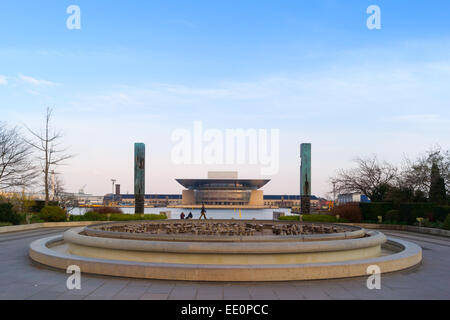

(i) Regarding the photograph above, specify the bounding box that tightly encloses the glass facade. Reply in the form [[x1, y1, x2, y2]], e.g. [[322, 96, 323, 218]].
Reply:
[[195, 189, 252, 206], [176, 178, 271, 206]]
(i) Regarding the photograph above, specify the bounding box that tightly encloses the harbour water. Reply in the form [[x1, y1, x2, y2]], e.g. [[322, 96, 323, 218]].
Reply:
[[70, 207, 294, 220]]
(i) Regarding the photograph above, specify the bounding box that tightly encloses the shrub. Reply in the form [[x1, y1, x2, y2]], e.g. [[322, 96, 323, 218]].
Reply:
[[0, 222, 13, 227], [70, 211, 103, 221], [385, 210, 400, 222], [70, 212, 167, 222], [399, 203, 434, 225], [279, 214, 343, 223], [443, 214, 450, 230], [419, 218, 443, 229], [432, 206, 450, 223], [0, 203, 21, 225], [360, 202, 394, 221], [304, 214, 342, 223], [109, 214, 167, 221], [31, 200, 59, 213], [87, 206, 123, 215], [332, 203, 362, 223], [278, 216, 300, 221], [39, 206, 66, 222]]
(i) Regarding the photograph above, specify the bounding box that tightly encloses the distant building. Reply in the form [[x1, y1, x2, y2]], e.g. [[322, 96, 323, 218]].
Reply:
[[337, 193, 371, 204], [103, 194, 182, 207], [104, 193, 324, 209], [70, 193, 104, 206], [176, 172, 269, 207], [265, 195, 325, 209]]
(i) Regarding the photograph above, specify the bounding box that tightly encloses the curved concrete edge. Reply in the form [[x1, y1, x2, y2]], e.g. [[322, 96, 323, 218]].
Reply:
[[63, 227, 386, 254], [0, 221, 96, 234], [346, 223, 450, 238], [29, 235, 422, 282]]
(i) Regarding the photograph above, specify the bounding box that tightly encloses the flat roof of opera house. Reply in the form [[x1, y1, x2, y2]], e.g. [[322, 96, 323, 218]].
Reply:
[[175, 179, 271, 190]]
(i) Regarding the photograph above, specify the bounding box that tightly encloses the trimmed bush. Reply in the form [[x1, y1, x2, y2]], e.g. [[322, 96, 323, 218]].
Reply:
[[109, 214, 166, 221], [360, 202, 394, 221], [39, 206, 66, 222], [0, 222, 13, 227], [0, 203, 21, 225], [31, 200, 59, 213], [279, 214, 342, 223], [82, 211, 103, 221], [278, 216, 300, 221], [385, 210, 400, 223], [432, 206, 450, 223], [332, 203, 362, 223], [399, 203, 434, 225], [443, 214, 450, 230], [70, 212, 167, 222], [88, 206, 123, 215]]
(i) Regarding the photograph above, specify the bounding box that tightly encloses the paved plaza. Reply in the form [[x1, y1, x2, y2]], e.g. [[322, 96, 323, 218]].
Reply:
[[0, 227, 449, 300]]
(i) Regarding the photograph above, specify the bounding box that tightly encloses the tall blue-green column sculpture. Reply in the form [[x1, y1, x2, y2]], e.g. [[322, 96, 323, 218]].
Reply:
[[300, 143, 311, 214], [134, 143, 145, 214]]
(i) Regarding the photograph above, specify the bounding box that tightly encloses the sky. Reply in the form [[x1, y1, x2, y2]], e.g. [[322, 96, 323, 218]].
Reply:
[[0, 0, 449, 198]]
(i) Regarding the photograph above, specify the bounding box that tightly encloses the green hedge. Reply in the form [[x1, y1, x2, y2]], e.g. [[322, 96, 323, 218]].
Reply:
[[0, 222, 13, 227], [385, 210, 401, 223], [279, 214, 343, 223], [360, 202, 449, 224], [0, 203, 21, 225], [39, 206, 66, 222], [31, 200, 59, 213], [432, 206, 450, 222], [443, 214, 450, 230], [278, 216, 300, 221], [360, 202, 394, 221], [399, 203, 434, 225], [70, 212, 167, 222]]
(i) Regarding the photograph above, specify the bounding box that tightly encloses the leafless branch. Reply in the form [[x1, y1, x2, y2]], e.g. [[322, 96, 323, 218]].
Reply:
[[24, 107, 74, 205]]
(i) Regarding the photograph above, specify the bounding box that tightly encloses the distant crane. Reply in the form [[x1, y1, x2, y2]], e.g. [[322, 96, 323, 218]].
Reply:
[[79, 185, 87, 195]]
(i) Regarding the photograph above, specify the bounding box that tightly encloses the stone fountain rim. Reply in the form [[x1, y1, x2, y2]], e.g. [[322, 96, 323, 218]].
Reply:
[[63, 227, 385, 254], [84, 220, 364, 243], [29, 234, 422, 282]]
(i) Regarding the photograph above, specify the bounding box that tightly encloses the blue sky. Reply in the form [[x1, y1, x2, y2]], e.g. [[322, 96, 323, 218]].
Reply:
[[1, 0, 449, 197]]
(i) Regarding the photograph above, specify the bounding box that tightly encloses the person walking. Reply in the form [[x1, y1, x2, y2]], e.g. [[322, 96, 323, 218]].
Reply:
[[199, 204, 207, 220]]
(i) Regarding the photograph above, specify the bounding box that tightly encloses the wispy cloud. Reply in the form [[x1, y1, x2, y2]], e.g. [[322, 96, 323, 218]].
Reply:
[[65, 57, 450, 125], [386, 114, 442, 123], [0, 75, 7, 85], [18, 74, 59, 86]]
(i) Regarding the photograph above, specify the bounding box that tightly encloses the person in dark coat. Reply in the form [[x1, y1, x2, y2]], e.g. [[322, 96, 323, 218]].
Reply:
[[199, 204, 207, 220]]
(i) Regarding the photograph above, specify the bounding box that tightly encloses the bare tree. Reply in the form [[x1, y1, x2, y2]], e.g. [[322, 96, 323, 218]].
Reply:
[[0, 122, 36, 190], [400, 146, 450, 195], [53, 175, 77, 214], [25, 107, 73, 205], [331, 155, 398, 202]]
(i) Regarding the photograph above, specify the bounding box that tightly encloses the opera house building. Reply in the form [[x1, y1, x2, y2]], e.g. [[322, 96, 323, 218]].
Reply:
[[176, 172, 270, 208]]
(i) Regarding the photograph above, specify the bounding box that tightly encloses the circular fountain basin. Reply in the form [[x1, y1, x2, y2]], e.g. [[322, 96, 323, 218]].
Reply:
[[29, 220, 422, 281]]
